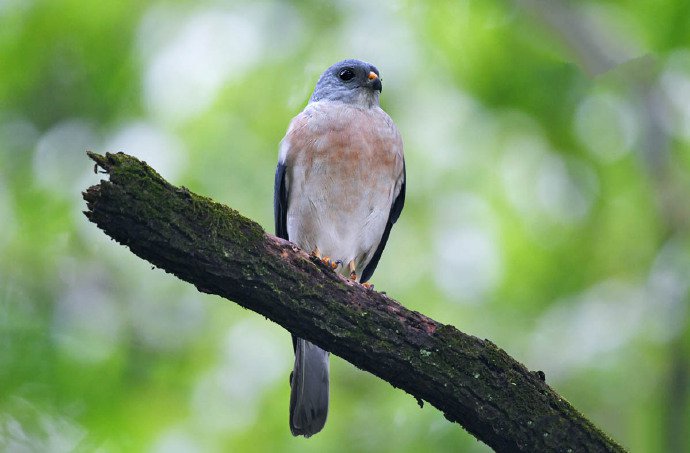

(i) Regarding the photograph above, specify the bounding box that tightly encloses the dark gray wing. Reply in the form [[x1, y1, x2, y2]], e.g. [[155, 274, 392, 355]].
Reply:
[[274, 162, 289, 240], [361, 162, 406, 283]]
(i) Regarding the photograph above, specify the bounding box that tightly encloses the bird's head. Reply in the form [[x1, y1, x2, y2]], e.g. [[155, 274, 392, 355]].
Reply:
[[309, 59, 382, 107]]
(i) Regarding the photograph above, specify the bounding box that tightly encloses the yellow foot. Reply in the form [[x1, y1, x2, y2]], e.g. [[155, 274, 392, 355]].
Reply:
[[362, 282, 374, 290], [322, 256, 338, 270], [311, 248, 338, 270]]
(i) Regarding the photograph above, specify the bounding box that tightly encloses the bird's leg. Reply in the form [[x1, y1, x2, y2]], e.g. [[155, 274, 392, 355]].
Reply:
[[311, 247, 338, 270], [348, 260, 357, 281]]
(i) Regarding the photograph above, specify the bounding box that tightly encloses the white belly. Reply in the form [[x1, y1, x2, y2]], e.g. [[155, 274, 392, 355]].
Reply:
[[286, 163, 393, 277]]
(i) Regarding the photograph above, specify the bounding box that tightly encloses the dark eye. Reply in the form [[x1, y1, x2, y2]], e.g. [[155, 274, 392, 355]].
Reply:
[[338, 68, 355, 81]]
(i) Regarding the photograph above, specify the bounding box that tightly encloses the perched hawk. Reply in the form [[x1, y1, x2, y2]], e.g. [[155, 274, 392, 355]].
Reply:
[[274, 59, 405, 437]]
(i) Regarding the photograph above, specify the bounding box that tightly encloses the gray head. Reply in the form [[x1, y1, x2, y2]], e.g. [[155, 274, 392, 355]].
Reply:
[[309, 59, 382, 107]]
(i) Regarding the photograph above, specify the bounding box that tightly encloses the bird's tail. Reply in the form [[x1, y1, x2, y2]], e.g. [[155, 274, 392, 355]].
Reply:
[[289, 337, 329, 437]]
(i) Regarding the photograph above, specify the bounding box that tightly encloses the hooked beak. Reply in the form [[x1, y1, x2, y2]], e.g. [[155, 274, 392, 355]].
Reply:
[[368, 71, 382, 92]]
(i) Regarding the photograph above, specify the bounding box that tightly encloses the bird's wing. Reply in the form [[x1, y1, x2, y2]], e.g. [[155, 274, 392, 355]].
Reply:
[[274, 161, 289, 240], [274, 109, 310, 241], [360, 160, 405, 283]]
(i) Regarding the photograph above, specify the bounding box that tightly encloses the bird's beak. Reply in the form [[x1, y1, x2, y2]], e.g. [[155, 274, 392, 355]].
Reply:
[[368, 71, 382, 92]]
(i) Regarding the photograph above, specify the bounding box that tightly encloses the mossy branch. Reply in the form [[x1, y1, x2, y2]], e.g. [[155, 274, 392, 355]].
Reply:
[[83, 152, 625, 453]]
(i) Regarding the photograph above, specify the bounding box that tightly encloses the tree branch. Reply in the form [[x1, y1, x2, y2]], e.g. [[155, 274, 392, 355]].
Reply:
[[82, 152, 625, 452]]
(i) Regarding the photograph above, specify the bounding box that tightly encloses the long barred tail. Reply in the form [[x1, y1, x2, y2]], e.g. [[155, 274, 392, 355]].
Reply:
[[289, 337, 329, 437]]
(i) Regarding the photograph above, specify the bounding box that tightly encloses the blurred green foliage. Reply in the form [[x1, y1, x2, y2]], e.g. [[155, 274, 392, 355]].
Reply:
[[1, 0, 690, 451]]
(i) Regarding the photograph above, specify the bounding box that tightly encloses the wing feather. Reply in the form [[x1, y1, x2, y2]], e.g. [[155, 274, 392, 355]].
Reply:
[[274, 161, 289, 240]]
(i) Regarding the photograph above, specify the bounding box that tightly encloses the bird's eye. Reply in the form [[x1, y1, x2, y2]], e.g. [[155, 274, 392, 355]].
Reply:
[[338, 68, 355, 81]]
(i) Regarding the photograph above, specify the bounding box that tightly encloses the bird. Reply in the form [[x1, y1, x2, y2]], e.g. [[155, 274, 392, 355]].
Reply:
[[274, 59, 406, 437]]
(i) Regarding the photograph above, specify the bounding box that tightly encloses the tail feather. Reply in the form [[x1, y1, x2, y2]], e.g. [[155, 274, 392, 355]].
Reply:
[[289, 337, 329, 437]]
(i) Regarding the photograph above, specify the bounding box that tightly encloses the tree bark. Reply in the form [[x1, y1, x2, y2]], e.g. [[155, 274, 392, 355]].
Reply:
[[83, 152, 626, 453]]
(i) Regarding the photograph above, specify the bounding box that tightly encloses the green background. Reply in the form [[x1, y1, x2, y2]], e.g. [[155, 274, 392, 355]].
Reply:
[[2, 0, 690, 451]]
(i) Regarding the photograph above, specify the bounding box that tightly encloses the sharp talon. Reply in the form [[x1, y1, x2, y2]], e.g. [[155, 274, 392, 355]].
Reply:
[[349, 271, 357, 281], [362, 282, 374, 290]]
